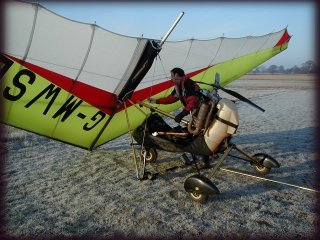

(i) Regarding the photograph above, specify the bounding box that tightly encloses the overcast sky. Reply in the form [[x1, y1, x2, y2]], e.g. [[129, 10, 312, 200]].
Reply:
[[40, 1, 316, 68]]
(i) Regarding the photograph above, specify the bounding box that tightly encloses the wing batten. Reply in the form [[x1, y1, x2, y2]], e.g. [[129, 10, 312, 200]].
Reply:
[[75, 24, 96, 82], [22, 1, 39, 63]]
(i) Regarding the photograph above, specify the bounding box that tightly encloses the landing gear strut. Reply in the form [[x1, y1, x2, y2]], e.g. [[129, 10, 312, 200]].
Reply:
[[184, 140, 280, 203]]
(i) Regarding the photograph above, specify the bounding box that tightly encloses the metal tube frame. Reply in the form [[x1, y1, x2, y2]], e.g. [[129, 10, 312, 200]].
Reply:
[[207, 143, 235, 179], [205, 141, 320, 194], [206, 140, 259, 179]]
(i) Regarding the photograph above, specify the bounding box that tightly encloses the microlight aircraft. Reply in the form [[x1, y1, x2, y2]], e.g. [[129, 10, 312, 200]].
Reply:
[[1, 1, 291, 203]]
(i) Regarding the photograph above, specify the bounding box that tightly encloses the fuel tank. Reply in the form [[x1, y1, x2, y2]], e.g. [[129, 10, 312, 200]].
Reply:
[[204, 98, 239, 153]]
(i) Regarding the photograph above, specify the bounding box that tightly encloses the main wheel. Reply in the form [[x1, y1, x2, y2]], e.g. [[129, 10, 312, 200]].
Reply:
[[188, 192, 209, 204], [252, 154, 271, 175], [141, 148, 157, 162]]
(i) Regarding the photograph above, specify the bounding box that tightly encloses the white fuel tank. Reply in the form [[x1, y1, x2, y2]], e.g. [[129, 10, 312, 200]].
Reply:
[[204, 98, 239, 153]]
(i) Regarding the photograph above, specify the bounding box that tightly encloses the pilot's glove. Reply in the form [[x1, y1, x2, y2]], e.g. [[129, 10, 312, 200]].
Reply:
[[147, 98, 157, 104], [174, 109, 188, 123]]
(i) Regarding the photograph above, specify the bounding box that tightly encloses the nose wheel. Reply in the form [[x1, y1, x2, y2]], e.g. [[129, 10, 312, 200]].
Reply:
[[252, 163, 271, 175], [188, 192, 209, 204], [184, 174, 220, 204], [251, 153, 279, 175]]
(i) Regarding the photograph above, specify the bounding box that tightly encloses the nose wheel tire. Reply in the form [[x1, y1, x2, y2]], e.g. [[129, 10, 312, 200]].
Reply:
[[188, 192, 209, 204], [252, 164, 271, 175], [251, 153, 271, 175]]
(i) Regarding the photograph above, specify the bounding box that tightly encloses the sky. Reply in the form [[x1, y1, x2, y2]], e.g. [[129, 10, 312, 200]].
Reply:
[[39, 1, 316, 69]]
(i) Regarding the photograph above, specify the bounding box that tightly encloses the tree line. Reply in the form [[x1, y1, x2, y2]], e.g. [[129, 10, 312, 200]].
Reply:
[[250, 60, 317, 74]]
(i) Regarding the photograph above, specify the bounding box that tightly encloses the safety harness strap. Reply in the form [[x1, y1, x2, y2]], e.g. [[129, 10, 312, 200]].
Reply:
[[215, 115, 238, 129]]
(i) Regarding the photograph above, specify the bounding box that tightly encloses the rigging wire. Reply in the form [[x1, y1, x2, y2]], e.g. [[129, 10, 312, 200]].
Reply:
[[126, 98, 149, 156], [123, 101, 140, 179], [127, 99, 148, 117], [233, 36, 249, 61], [123, 99, 151, 180], [256, 31, 273, 53], [126, 98, 152, 179], [148, 55, 158, 98], [153, 53, 172, 101], [207, 37, 224, 71], [220, 167, 320, 194]]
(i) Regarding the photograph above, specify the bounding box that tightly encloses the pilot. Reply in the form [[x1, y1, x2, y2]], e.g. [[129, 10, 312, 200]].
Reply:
[[148, 67, 210, 169], [147, 67, 200, 123]]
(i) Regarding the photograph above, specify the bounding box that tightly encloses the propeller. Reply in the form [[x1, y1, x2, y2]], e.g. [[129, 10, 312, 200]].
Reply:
[[196, 73, 265, 112], [218, 85, 265, 112]]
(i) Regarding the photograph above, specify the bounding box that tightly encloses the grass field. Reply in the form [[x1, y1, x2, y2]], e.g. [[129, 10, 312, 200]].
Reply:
[[2, 75, 318, 239]]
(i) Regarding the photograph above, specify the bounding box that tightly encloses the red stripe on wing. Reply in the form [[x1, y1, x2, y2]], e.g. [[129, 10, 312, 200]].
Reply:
[[6, 54, 117, 115], [6, 54, 210, 115]]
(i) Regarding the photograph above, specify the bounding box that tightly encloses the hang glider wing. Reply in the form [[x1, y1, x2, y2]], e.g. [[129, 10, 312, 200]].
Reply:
[[1, 0, 291, 150], [139, 28, 291, 114]]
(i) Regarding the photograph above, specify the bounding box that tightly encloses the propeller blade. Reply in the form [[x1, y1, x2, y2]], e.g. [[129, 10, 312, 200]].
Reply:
[[219, 86, 265, 112], [194, 72, 265, 112]]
